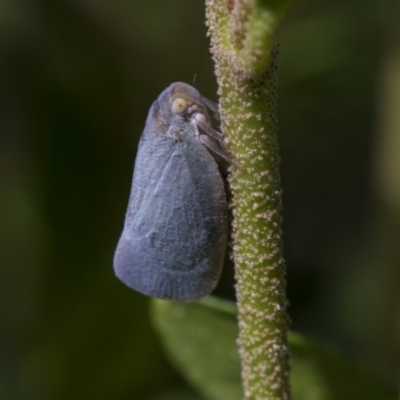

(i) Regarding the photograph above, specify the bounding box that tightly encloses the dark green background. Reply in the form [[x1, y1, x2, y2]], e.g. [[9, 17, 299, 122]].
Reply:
[[1, 0, 399, 399]]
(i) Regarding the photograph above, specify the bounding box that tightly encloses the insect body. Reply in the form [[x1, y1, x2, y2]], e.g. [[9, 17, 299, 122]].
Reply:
[[113, 82, 230, 301]]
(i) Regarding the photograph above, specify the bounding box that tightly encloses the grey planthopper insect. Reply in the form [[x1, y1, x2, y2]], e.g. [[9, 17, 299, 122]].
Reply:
[[113, 82, 236, 301]]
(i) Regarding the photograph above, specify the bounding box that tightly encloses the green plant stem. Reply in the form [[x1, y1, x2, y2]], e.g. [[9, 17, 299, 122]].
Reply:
[[229, 0, 292, 77], [206, 1, 292, 399]]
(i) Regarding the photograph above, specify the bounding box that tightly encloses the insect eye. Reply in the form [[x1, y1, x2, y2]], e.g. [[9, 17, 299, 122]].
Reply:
[[172, 98, 188, 115]]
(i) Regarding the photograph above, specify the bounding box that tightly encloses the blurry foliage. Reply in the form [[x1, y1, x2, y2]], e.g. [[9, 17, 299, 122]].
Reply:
[[0, 0, 399, 399], [152, 297, 395, 400]]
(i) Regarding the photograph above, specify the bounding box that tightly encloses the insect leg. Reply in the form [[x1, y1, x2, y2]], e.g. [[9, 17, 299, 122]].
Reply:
[[198, 134, 242, 168], [193, 113, 224, 142]]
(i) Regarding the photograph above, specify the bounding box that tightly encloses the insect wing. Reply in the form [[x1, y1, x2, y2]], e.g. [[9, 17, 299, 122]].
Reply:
[[113, 130, 227, 301]]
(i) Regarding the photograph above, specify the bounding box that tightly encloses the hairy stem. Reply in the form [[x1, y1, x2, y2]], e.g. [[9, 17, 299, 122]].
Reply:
[[206, 1, 292, 399]]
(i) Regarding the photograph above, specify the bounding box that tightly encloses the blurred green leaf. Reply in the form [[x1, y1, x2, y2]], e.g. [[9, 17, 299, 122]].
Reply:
[[152, 297, 241, 400], [147, 387, 205, 400], [152, 297, 395, 400]]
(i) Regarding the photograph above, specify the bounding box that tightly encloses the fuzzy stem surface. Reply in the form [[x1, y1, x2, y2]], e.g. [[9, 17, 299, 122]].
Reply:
[[206, 1, 292, 399]]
